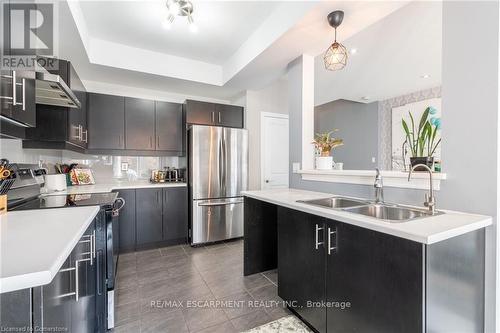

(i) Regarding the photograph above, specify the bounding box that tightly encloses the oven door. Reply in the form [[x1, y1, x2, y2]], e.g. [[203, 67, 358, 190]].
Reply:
[[105, 208, 117, 290]]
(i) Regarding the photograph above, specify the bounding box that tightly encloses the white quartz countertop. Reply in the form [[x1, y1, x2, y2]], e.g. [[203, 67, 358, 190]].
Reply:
[[44, 180, 187, 195], [242, 188, 492, 245], [0, 206, 100, 293]]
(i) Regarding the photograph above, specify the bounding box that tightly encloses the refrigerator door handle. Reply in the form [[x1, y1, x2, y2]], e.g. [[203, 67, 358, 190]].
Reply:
[[218, 137, 223, 190], [221, 133, 226, 193], [197, 199, 244, 207]]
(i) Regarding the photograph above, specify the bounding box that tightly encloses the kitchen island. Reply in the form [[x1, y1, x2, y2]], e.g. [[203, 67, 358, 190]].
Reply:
[[0, 206, 101, 332], [0, 206, 100, 293], [243, 188, 492, 333]]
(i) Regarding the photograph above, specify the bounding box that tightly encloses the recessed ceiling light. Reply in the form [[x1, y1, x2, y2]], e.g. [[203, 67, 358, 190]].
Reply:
[[350, 48, 357, 54], [420, 74, 430, 79]]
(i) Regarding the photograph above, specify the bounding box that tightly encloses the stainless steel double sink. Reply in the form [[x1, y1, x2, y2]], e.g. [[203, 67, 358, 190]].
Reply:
[[298, 197, 441, 223]]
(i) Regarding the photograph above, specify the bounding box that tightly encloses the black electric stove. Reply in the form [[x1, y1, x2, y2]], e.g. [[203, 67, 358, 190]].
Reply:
[[10, 192, 118, 211]]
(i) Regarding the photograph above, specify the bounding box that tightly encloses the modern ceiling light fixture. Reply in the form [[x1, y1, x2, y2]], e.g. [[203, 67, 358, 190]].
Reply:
[[324, 10, 348, 71], [163, 0, 197, 32]]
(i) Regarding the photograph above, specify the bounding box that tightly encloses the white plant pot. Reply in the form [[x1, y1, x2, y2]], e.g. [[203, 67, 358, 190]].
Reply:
[[316, 156, 333, 170]]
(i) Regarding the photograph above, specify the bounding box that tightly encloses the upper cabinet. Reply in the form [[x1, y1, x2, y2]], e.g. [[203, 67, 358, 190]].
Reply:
[[155, 101, 183, 152], [186, 100, 244, 128], [215, 104, 244, 128], [125, 97, 155, 150], [87, 93, 184, 155], [0, 1, 36, 129], [87, 93, 125, 150]]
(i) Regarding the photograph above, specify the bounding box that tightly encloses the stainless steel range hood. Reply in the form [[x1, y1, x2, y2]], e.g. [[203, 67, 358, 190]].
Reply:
[[35, 71, 81, 109]]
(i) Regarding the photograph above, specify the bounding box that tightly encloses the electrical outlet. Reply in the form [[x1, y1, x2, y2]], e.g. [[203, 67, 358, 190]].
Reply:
[[292, 162, 300, 173], [371, 157, 376, 163], [121, 162, 129, 171]]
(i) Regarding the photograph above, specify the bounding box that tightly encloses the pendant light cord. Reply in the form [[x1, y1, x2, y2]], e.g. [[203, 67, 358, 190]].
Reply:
[[334, 28, 337, 42]]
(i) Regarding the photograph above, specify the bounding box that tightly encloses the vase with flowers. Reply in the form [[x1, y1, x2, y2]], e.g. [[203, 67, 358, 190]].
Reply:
[[312, 130, 344, 170], [401, 106, 442, 171]]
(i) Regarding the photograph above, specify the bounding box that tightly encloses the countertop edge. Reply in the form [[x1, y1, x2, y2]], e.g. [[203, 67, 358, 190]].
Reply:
[[242, 191, 492, 245], [0, 206, 101, 294]]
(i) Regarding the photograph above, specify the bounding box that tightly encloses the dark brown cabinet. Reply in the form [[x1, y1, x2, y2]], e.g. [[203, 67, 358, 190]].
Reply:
[[278, 207, 327, 333], [325, 221, 422, 333], [136, 188, 163, 246], [185, 100, 215, 125], [2, 220, 98, 333], [117, 187, 187, 251], [125, 97, 155, 150], [87, 93, 125, 150], [0, 1, 36, 130], [215, 104, 244, 128], [277, 206, 422, 333], [86, 94, 184, 155], [117, 189, 136, 252], [0, 70, 37, 128], [186, 99, 244, 128], [155, 101, 183, 152], [162, 187, 188, 242]]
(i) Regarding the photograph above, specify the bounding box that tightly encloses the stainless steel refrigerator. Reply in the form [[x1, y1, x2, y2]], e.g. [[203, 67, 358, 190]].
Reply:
[[189, 125, 248, 245]]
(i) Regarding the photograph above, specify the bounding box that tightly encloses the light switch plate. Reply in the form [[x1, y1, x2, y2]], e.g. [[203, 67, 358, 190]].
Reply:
[[292, 162, 300, 173], [121, 162, 129, 171]]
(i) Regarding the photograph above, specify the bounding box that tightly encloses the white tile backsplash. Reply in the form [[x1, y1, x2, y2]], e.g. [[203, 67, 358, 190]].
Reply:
[[0, 138, 185, 182]]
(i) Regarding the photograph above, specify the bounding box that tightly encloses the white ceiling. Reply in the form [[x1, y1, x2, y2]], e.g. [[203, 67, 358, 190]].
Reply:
[[79, 1, 280, 65], [57, 0, 438, 103]]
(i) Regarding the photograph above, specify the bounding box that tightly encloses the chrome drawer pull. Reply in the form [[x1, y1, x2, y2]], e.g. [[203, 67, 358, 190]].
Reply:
[[315, 224, 324, 250], [327, 227, 337, 255]]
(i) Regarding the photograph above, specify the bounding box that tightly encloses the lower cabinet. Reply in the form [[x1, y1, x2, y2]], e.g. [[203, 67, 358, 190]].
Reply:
[[162, 187, 188, 242], [1, 220, 98, 333], [41, 221, 97, 333], [136, 188, 163, 245], [117, 187, 187, 251], [277, 208, 326, 333], [277, 206, 423, 333], [117, 189, 136, 252]]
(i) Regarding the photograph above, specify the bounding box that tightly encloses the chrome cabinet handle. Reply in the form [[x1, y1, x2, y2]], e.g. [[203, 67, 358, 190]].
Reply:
[[92, 229, 96, 260], [149, 136, 153, 148], [218, 111, 221, 123], [11, 71, 16, 106], [315, 224, 324, 250], [21, 78, 25, 111], [55, 258, 90, 301], [327, 227, 337, 255], [78, 125, 83, 141], [157, 135, 160, 148], [82, 129, 88, 143], [211, 111, 215, 123], [80, 232, 95, 265]]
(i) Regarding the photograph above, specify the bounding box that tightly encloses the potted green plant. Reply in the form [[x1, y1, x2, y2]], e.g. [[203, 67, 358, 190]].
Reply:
[[312, 130, 344, 170], [401, 106, 441, 171]]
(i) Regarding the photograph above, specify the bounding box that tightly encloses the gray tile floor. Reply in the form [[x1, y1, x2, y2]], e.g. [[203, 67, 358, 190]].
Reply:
[[113, 239, 289, 333]]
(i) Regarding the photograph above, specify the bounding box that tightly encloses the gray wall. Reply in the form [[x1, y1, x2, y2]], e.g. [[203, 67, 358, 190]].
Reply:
[[315, 99, 378, 170], [289, 2, 499, 331]]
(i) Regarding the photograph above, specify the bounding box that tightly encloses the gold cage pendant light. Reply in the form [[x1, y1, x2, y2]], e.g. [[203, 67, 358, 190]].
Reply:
[[324, 10, 348, 71]]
